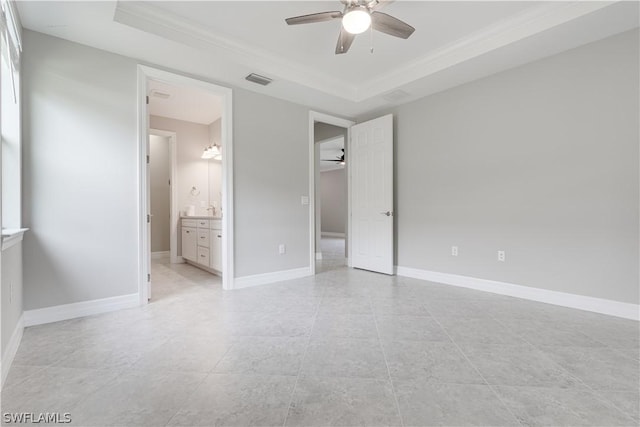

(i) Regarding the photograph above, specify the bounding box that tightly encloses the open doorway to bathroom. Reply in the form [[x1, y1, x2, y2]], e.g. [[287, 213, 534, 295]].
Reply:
[[146, 78, 224, 301], [138, 66, 234, 304]]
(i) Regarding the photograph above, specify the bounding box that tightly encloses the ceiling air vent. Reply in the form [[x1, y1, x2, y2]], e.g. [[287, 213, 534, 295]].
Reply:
[[245, 73, 273, 86], [150, 89, 170, 99], [383, 89, 410, 102]]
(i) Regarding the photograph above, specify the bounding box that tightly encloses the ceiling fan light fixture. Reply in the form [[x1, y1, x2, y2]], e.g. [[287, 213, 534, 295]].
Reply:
[[342, 8, 371, 34]]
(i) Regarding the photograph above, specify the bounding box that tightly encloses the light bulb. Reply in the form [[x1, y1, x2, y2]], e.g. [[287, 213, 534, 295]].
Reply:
[[342, 9, 371, 35]]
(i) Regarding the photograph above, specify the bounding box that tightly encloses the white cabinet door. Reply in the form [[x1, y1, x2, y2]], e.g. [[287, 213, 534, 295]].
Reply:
[[182, 227, 197, 262], [210, 229, 223, 272]]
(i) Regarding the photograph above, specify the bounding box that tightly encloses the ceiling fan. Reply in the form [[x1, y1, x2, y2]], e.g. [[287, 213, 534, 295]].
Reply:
[[285, 0, 415, 54], [322, 149, 345, 164]]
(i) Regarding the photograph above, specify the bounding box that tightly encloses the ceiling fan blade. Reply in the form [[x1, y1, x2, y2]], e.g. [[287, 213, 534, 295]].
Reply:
[[285, 11, 342, 25], [321, 159, 341, 162], [371, 11, 415, 39], [335, 27, 356, 54]]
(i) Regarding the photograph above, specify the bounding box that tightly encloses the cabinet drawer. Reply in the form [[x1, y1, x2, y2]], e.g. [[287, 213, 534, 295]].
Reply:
[[210, 219, 222, 230], [197, 246, 210, 266], [197, 229, 210, 247], [182, 227, 196, 236], [182, 219, 197, 228], [197, 219, 210, 229]]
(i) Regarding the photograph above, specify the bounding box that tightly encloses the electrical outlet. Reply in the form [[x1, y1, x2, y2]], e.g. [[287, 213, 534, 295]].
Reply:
[[451, 246, 458, 256], [279, 244, 286, 255], [497, 250, 505, 262]]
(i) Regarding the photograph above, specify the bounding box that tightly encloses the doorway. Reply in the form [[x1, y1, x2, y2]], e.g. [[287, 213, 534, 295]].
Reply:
[[308, 112, 395, 277], [316, 133, 347, 273], [138, 66, 234, 304], [308, 112, 354, 275]]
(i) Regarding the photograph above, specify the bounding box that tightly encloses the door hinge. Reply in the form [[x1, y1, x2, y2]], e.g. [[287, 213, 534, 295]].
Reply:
[[146, 155, 150, 164], [147, 214, 151, 223], [146, 95, 149, 105], [147, 273, 151, 282], [168, 179, 171, 186]]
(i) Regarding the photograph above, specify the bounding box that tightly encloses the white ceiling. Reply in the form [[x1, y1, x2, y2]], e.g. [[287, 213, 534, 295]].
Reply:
[[16, 1, 640, 118], [148, 79, 223, 125]]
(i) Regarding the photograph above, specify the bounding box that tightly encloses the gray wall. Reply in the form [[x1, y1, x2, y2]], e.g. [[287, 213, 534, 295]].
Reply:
[[22, 30, 312, 310], [320, 168, 347, 234], [377, 29, 639, 304], [149, 134, 170, 253], [22, 31, 138, 310], [234, 89, 309, 276]]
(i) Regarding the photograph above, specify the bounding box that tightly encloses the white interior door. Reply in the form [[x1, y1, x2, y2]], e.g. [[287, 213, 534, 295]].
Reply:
[[350, 114, 394, 275]]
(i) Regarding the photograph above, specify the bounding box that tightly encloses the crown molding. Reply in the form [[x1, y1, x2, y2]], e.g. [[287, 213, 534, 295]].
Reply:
[[113, 1, 357, 101], [356, 1, 616, 101], [114, 1, 617, 104]]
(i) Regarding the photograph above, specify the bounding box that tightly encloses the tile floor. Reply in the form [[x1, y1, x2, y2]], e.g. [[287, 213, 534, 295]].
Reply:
[[2, 238, 638, 426]]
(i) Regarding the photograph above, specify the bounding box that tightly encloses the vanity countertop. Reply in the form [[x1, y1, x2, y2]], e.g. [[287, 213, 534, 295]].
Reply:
[[181, 215, 222, 220]]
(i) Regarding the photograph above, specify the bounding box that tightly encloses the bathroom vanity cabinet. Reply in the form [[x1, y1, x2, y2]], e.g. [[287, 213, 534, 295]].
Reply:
[[181, 217, 222, 275]]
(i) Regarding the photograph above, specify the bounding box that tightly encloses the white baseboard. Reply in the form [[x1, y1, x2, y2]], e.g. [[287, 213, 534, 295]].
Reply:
[[316, 252, 323, 260], [24, 293, 140, 327], [321, 232, 345, 238], [234, 266, 312, 290], [151, 251, 170, 259], [1, 314, 24, 389], [396, 266, 640, 321]]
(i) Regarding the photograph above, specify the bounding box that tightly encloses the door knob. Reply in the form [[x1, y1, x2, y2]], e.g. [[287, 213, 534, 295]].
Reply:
[[381, 211, 393, 217]]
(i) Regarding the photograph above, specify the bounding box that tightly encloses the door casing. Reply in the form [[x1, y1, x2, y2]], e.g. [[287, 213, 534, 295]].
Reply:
[[137, 65, 234, 304]]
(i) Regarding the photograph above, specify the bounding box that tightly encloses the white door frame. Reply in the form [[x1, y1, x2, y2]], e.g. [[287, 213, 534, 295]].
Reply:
[[148, 129, 178, 264], [137, 65, 235, 304], [308, 111, 355, 274]]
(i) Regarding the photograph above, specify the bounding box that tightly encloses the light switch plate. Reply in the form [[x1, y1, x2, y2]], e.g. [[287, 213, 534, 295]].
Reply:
[[301, 196, 309, 205]]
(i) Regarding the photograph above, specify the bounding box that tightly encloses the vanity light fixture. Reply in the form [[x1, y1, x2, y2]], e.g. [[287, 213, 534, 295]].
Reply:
[[201, 144, 221, 159]]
